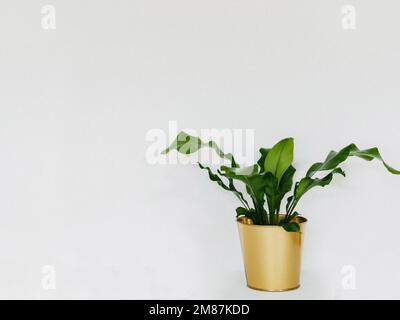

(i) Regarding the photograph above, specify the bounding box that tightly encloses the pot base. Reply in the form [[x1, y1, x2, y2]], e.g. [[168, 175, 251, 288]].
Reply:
[[247, 284, 300, 292]]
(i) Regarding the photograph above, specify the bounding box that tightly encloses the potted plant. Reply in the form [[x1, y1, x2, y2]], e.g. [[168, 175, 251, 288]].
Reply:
[[162, 132, 399, 291]]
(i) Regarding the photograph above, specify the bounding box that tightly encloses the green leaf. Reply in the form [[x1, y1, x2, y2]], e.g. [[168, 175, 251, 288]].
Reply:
[[350, 147, 400, 175], [198, 163, 249, 209], [162, 131, 238, 167], [306, 144, 400, 177], [282, 222, 300, 232], [257, 148, 270, 173], [264, 172, 279, 215], [278, 166, 296, 197], [220, 166, 265, 207], [162, 131, 204, 155], [276, 165, 296, 213], [220, 165, 259, 177], [236, 207, 258, 223], [263, 166, 296, 223], [236, 207, 248, 217], [220, 165, 268, 224], [264, 138, 294, 183], [227, 177, 249, 208], [295, 167, 346, 201], [288, 143, 399, 216]]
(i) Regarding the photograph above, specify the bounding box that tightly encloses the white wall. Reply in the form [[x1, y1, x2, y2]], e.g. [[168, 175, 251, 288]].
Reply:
[[0, 0, 399, 299]]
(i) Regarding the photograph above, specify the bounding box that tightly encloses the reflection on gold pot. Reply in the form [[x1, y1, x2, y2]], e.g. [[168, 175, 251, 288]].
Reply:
[[237, 215, 307, 291]]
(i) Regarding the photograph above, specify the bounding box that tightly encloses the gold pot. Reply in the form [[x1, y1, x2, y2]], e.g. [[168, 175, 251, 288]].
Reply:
[[237, 215, 307, 291]]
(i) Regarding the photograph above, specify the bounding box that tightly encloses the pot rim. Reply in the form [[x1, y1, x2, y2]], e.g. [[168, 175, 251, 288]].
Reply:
[[237, 215, 307, 228]]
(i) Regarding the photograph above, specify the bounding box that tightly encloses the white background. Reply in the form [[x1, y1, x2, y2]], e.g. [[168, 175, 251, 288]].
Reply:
[[0, 0, 399, 299]]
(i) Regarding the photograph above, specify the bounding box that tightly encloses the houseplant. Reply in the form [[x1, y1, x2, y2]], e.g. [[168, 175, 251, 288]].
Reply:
[[162, 132, 399, 291]]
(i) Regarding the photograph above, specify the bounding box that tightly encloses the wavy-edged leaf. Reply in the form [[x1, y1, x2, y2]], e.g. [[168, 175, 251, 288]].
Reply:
[[198, 163, 249, 209], [257, 148, 270, 173], [295, 167, 346, 201], [306, 144, 400, 177], [264, 138, 294, 183], [350, 147, 400, 174], [227, 177, 249, 208], [162, 131, 238, 167]]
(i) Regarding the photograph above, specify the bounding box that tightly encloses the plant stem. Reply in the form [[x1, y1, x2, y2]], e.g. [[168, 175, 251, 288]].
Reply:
[[285, 198, 297, 222], [285, 199, 298, 222], [238, 197, 250, 210]]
